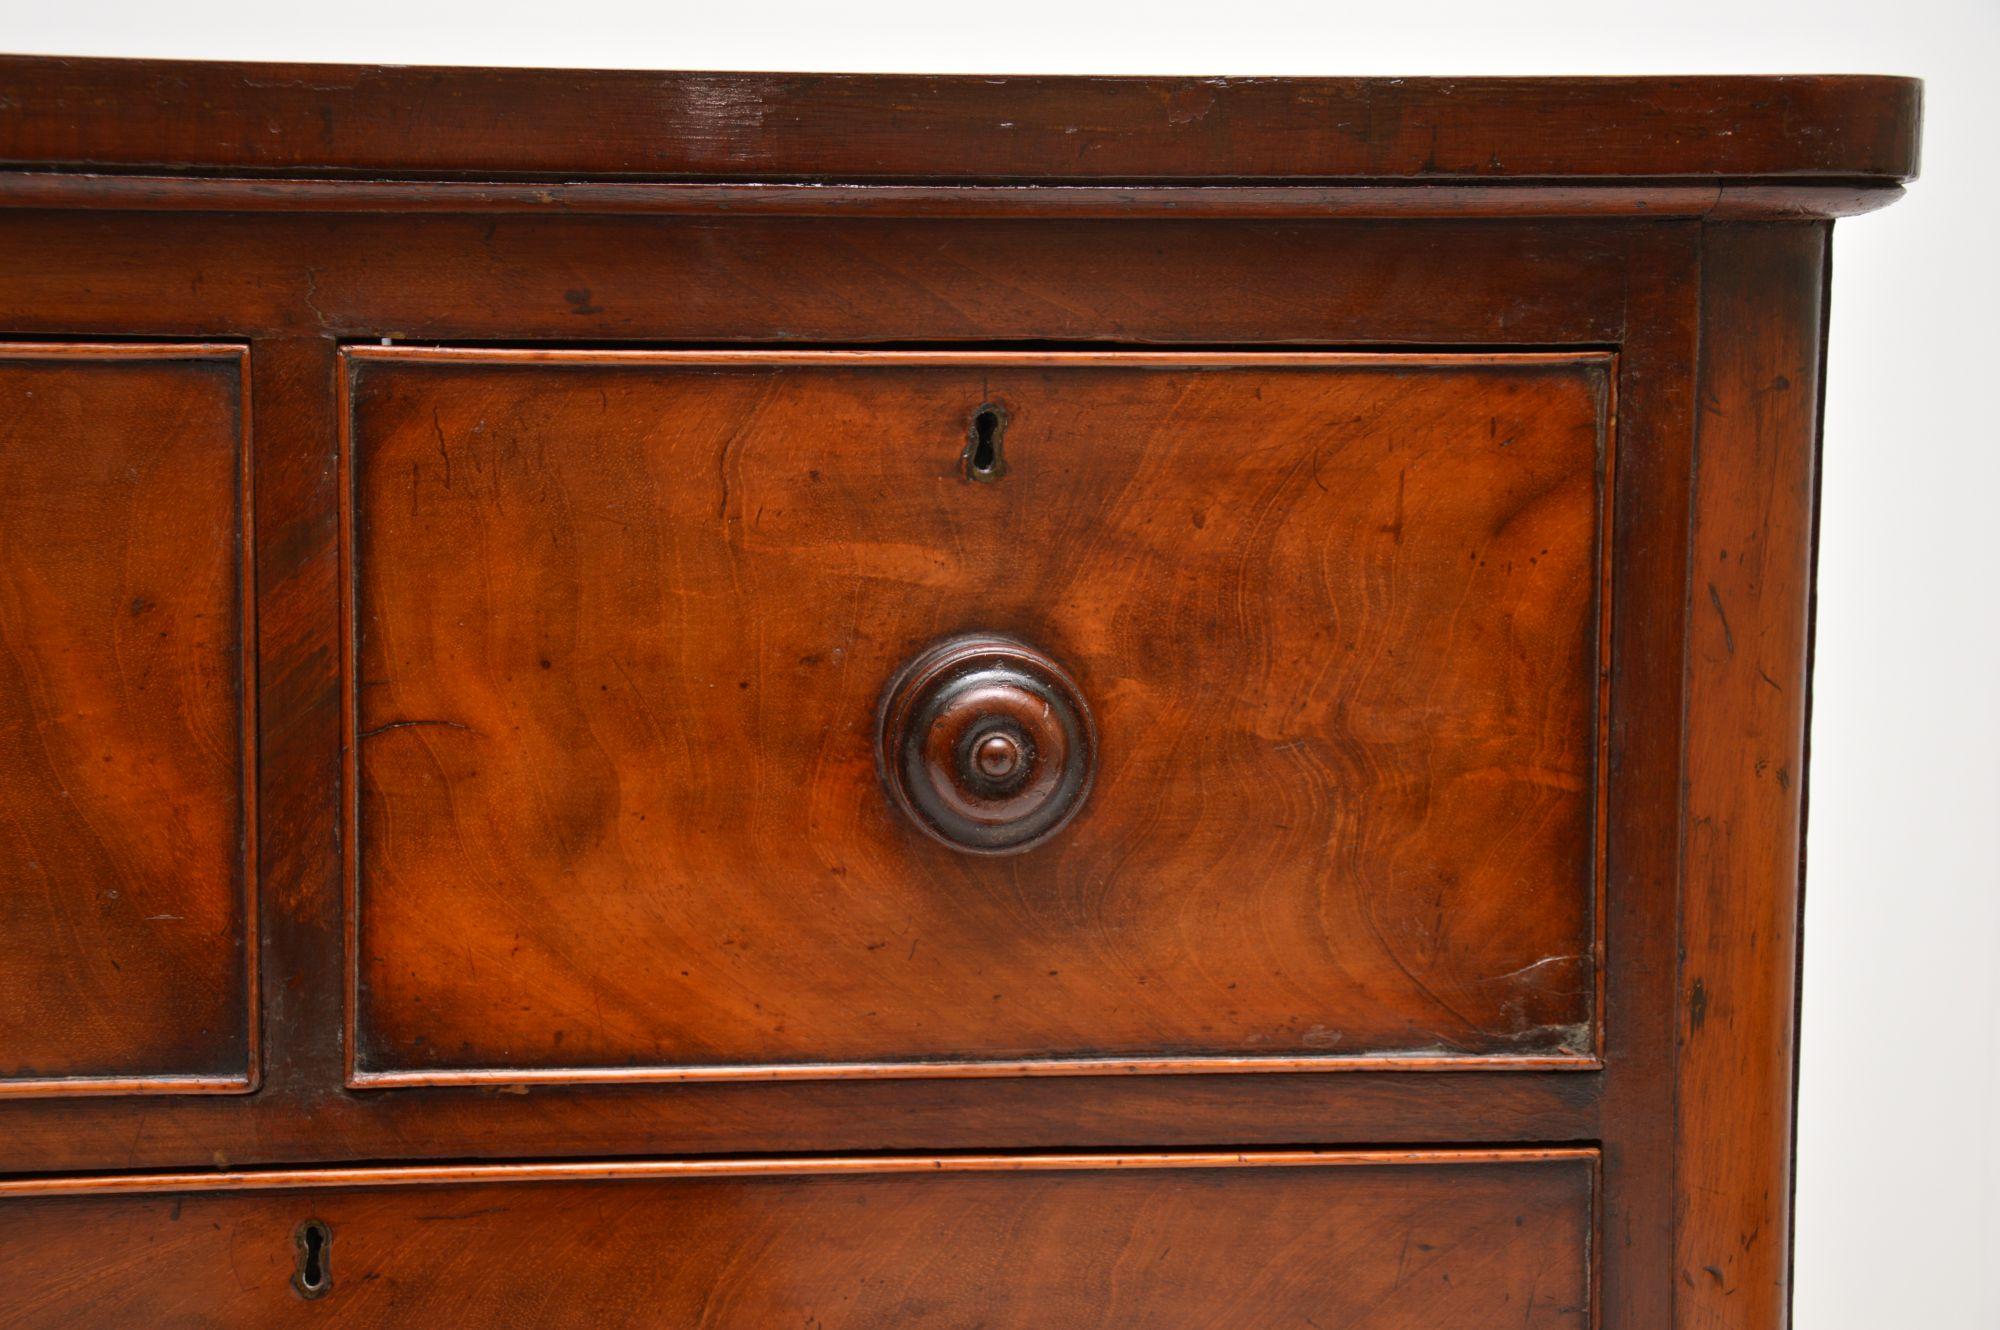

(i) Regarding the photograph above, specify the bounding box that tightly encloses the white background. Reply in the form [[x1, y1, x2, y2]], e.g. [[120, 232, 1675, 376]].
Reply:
[[3, 1, 1995, 1323]]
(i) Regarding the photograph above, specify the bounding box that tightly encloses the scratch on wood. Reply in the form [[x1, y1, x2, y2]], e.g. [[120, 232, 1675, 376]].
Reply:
[[1706, 583, 1735, 654], [358, 718, 474, 740], [431, 407, 452, 489], [302, 266, 327, 325], [1483, 954, 1584, 984]]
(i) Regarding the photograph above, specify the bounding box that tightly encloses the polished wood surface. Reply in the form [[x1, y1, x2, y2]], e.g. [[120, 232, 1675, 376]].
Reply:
[[0, 174, 1914, 220], [877, 632, 1100, 856], [0, 57, 1918, 185], [0, 211, 1666, 1174], [1674, 225, 1827, 1325], [345, 350, 1605, 1082], [0, 344, 253, 1095], [0, 1150, 1594, 1327], [0, 213, 1664, 343], [0, 57, 1918, 1330]]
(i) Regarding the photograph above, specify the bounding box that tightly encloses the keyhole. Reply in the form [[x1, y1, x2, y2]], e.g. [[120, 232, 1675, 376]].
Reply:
[[293, 1219, 331, 1300], [964, 405, 1007, 481]]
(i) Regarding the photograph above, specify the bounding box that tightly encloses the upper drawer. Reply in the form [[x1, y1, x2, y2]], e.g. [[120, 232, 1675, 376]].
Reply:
[[342, 348, 1609, 1084], [0, 343, 253, 1097]]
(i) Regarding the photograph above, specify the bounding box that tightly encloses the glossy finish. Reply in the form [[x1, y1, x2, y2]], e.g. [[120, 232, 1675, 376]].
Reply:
[[0, 344, 254, 1096], [1674, 225, 1827, 1325], [0, 57, 1919, 184], [0, 57, 1919, 1330], [0, 211, 1673, 1175], [0, 1150, 1595, 1327], [878, 633, 1097, 855], [0, 174, 1917, 220], [343, 349, 1607, 1083]]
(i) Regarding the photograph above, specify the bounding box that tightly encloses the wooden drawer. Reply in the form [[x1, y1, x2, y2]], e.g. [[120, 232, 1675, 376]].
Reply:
[[0, 1149, 1595, 1327], [0, 343, 254, 1097], [0, 58, 1926, 1330], [342, 348, 1609, 1085]]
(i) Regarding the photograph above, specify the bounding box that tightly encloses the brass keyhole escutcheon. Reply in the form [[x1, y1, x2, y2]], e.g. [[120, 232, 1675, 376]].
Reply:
[[877, 633, 1095, 854], [292, 1219, 331, 1300], [963, 404, 1007, 481]]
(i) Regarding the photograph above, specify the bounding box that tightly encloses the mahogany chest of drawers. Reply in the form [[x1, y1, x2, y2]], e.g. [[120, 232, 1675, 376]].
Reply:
[[0, 58, 1920, 1327]]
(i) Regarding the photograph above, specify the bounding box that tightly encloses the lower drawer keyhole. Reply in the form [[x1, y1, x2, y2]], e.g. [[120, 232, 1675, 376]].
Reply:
[[292, 1219, 331, 1300], [964, 405, 1007, 481]]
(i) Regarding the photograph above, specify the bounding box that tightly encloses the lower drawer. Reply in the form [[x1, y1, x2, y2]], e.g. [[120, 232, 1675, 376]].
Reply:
[[0, 1149, 1593, 1327]]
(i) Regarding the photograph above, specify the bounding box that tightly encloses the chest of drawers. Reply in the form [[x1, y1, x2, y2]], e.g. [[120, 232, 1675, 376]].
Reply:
[[0, 58, 1919, 1327]]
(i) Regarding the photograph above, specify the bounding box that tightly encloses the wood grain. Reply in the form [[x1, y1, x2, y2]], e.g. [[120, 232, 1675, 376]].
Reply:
[[247, 338, 345, 1100], [1673, 224, 1827, 1328], [0, 57, 1920, 185], [0, 1150, 1594, 1328], [0, 174, 1909, 221], [0, 1069, 1603, 1174], [0, 344, 254, 1095], [0, 211, 1652, 347], [1590, 227, 1701, 1326], [344, 350, 1607, 1082], [0, 60, 1919, 1329], [0, 210, 1665, 1177]]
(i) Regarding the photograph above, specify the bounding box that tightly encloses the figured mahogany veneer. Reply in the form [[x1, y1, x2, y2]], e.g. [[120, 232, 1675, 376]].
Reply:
[[0, 344, 255, 1096], [342, 349, 1606, 1084], [0, 56, 1917, 1330], [0, 1150, 1595, 1327]]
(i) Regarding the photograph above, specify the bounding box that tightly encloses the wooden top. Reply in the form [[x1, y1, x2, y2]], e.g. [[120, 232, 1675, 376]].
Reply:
[[0, 57, 1920, 186]]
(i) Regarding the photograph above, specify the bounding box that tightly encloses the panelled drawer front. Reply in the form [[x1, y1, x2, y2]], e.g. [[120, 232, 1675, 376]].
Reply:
[[343, 349, 1610, 1083], [0, 343, 254, 1095], [0, 1150, 1595, 1327]]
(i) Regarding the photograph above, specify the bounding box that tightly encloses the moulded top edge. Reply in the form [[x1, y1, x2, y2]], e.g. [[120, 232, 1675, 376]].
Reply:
[[0, 57, 1922, 189]]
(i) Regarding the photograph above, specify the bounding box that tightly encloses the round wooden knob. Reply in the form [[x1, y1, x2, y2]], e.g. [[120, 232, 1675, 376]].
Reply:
[[878, 634, 1096, 854]]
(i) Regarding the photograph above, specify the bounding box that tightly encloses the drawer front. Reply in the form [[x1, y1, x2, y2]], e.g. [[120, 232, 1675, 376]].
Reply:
[[344, 349, 1609, 1083], [0, 344, 253, 1095], [0, 1150, 1594, 1327]]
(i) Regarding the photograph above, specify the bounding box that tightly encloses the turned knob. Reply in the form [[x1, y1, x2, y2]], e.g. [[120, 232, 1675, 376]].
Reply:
[[877, 634, 1096, 854]]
